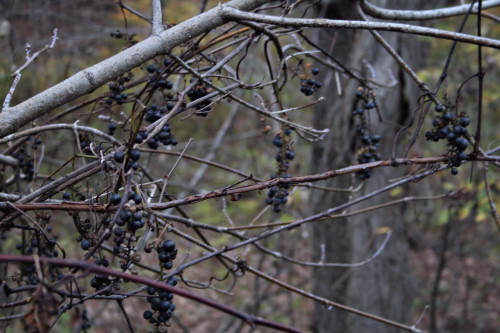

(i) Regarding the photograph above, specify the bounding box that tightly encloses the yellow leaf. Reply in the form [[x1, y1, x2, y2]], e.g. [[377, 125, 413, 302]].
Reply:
[[375, 226, 391, 234], [475, 211, 487, 223], [458, 201, 474, 219], [389, 187, 402, 197]]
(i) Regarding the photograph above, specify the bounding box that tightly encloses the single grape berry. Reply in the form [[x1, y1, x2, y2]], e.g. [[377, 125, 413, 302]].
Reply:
[[130, 161, 140, 171], [62, 192, 71, 200], [272, 137, 283, 148], [158, 251, 170, 263], [162, 240, 176, 252], [120, 211, 131, 222], [130, 149, 141, 161], [285, 150, 295, 160], [311, 67, 319, 75], [435, 104, 444, 112], [371, 134, 381, 143], [132, 219, 143, 229], [460, 117, 470, 127], [109, 193, 121, 205], [365, 102, 376, 109], [143, 310, 153, 319], [108, 123, 117, 133], [147, 64, 156, 73], [163, 261, 173, 270], [456, 151, 467, 161], [113, 227, 123, 236], [81, 240, 91, 251], [114, 151, 125, 163], [133, 193, 142, 204], [167, 276, 178, 286]]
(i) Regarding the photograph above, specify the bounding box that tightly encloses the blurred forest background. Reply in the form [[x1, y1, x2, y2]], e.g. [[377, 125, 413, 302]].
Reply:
[[0, 1, 499, 332]]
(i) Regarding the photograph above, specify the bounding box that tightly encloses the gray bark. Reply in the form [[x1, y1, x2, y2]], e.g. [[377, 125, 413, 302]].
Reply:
[[310, 1, 440, 332]]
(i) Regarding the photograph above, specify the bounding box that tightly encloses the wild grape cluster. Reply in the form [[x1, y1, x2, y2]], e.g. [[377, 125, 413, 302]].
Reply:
[[143, 240, 178, 332], [266, 127, 293, 213], [30, 136, 43, 150], [352, 86, 382, 180], [15, 220, 62, 284], [147, 59, 174, 91], [113, 149, 142, 172], [78, 221, 112, 292], [89, 257, 111, 291], [80, 309, 92, 331], [105, 75, 131, 106], [84, 189, 146, 291], [112, 190, 147, 257], [187, 78, 212, 116], [78, 135, 91, 153], [12, 146, 35, 181], [127, 149, 142, 172], [425, 104, 470, 175], [299, 66, 322, 96], [144, 103, 178, 149], [110, 29, 138, 47], [110, 29, 123, 39]]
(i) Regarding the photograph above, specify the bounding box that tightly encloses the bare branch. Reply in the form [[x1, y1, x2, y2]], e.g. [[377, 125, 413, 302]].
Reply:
[[360, 0, 500, 21], [221, 6, 500, 49], [483, 162, 500, 231], [3, 154, 500, 213], [0, 123, 121, 146]]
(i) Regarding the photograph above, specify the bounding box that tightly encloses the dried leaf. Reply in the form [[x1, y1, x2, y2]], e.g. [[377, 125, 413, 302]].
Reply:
[[23, 285, 58, 333]]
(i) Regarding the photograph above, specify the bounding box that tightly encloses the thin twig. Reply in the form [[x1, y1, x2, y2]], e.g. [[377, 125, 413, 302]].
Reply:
[[118, 2, 153, 24], [482, 162, 500, 231], [356, 6, 437, 104], [2, 29, 58, 110]]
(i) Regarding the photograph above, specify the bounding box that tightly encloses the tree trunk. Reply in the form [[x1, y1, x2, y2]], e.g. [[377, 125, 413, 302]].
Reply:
[[310, 1, 438, 332]]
